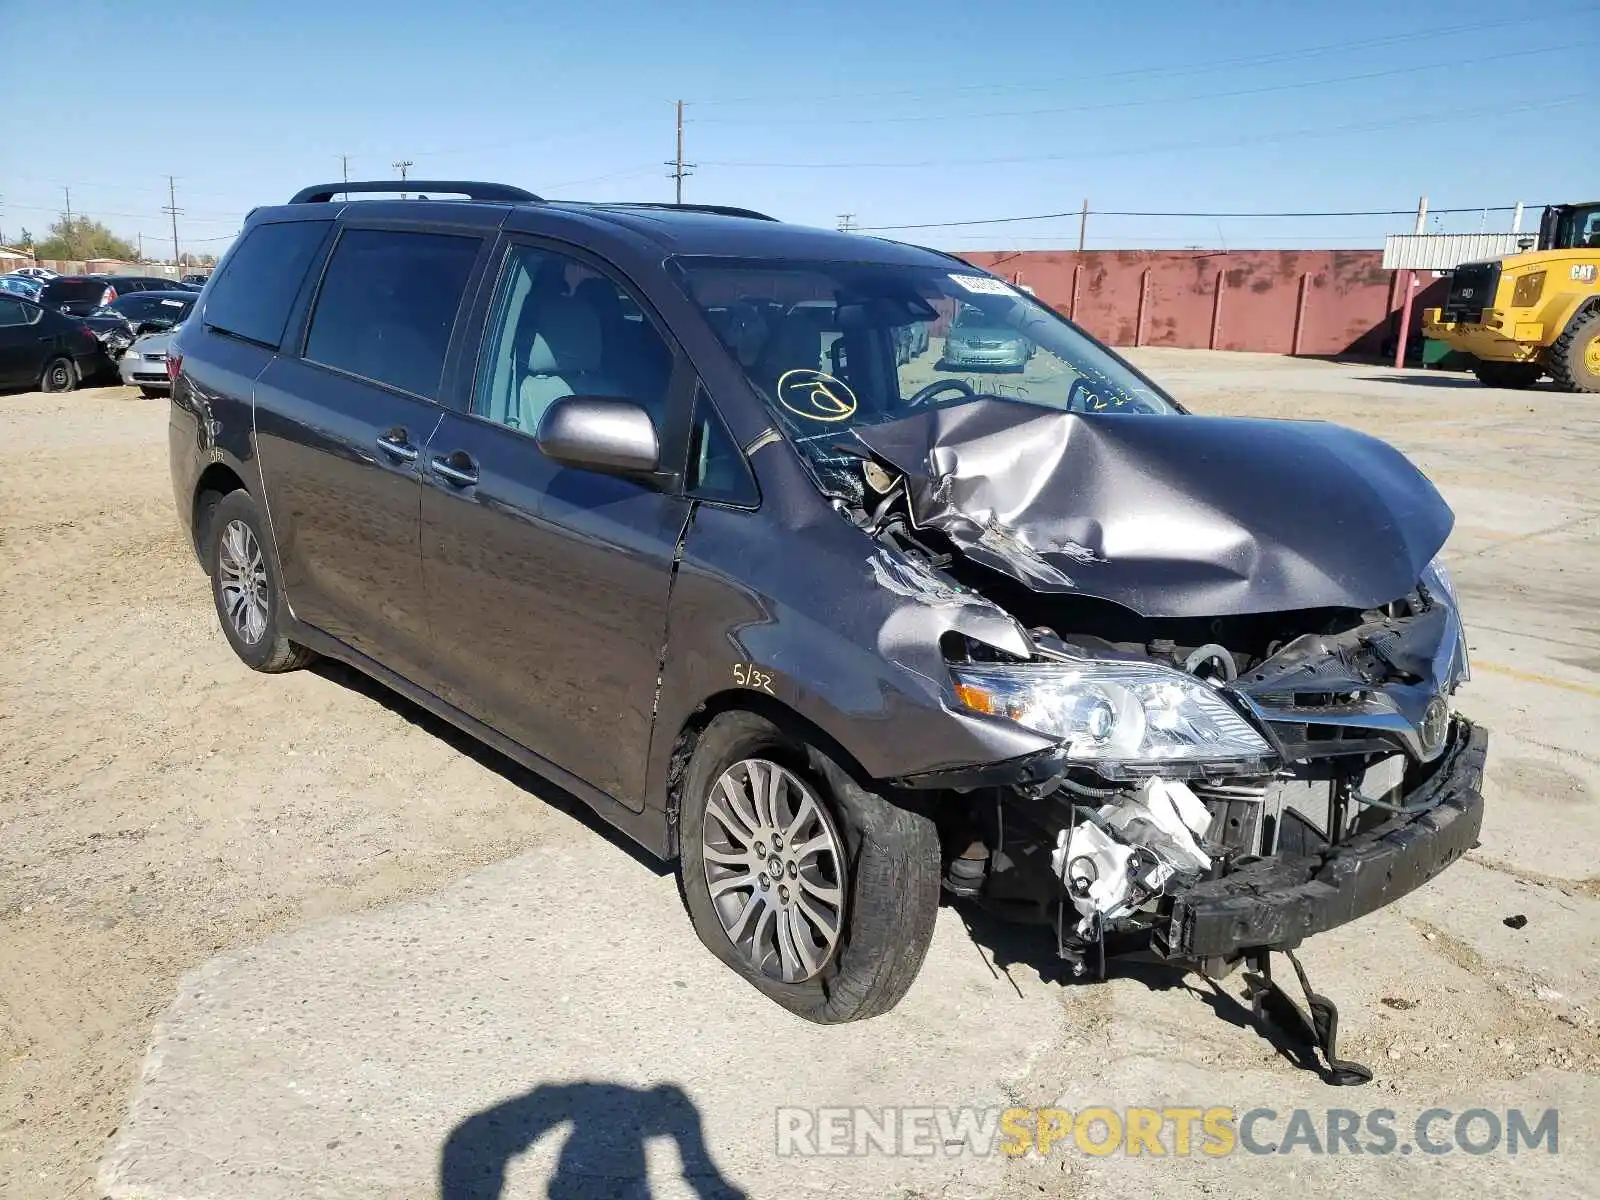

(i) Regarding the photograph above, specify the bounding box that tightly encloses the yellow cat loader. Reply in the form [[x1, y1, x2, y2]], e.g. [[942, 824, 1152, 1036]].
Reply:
[[1423, 201, 1600, 391]]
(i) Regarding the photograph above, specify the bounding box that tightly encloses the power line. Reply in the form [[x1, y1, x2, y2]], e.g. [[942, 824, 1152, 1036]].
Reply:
[[4, 202, 244, 222], [694, 41, 1588, 127], [689, 13, 1581, 108], [699, 95, 1586, 170], [860, 204, 1535, 232], [543, 165, 666, 193]]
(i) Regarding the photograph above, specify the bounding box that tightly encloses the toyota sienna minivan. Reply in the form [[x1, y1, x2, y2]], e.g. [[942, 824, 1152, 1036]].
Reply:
[[169, 181, 1485, 1062]]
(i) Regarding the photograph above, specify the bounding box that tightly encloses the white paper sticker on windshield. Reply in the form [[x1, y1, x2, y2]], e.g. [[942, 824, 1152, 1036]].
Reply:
[[948, 273, 1016, 296], [160, 299, 184, 307]]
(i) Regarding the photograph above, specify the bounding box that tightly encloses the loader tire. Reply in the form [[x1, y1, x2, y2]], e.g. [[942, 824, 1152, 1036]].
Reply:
[[1549, 309, 1600, 394], [1471, 360, 1542, 389]]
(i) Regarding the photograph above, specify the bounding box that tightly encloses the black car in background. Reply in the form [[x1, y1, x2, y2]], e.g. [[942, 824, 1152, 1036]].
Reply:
[[39, 274, 190, 315], [0, 295, 107, 391], [103, 290, 196, 334], [78, 291, 200, 360]]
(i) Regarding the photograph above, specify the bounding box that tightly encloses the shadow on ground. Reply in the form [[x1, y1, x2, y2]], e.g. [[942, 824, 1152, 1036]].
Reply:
[[440, 1081, 748, 1199], [951, 899, 1356, 1083], [309, 658, 669, 877], [1357, 373, 1552, 391]]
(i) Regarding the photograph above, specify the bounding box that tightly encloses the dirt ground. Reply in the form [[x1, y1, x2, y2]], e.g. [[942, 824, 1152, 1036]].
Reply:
[[4, 353, 1599, 1197]]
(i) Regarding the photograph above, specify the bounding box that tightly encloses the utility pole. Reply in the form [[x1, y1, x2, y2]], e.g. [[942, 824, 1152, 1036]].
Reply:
[[164, 176, 183, 273], [393, 159, 412, 200], [63, 186, 74, 259], [1393, 193, 1428, 370], [340, 154, 350, 202], [836, 214, 856, 232], [665, 101, 694, 204], [1077, 198, 1089, 253], [138, 232, 144, 262]]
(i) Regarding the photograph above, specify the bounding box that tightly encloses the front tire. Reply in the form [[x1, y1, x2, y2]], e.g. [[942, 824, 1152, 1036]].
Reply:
[[207, 490, 314, 673], [1472, 359, 1542, 389], [678, 712, 940, 1023], [1549, 309, 1600, 393]]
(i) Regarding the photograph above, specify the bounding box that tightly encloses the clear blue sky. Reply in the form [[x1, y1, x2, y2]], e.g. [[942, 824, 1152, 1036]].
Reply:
[[2, 0, 1595, 255]]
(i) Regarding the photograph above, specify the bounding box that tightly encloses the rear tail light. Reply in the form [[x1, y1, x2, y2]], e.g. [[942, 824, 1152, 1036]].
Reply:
[[167, 350, 183, 384], [80, 325, 98, 341], [102, 287, 117, 305]]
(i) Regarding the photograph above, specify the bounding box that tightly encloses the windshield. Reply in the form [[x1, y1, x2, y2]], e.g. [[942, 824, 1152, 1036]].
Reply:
[[1557, 203, 1600, 249], [673, 257, 1176, 488]]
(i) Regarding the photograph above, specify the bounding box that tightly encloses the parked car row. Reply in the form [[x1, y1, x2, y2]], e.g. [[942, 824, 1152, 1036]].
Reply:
[[0, 279, 195, 394]]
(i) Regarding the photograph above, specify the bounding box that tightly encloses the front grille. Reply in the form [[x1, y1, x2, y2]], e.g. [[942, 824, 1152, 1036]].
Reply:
[[1442, 260, 1501, 324]]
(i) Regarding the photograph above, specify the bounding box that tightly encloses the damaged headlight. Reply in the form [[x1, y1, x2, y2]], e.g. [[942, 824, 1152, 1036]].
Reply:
[[1422, 554, 1457, 607], [950, 660, 1273, 765]]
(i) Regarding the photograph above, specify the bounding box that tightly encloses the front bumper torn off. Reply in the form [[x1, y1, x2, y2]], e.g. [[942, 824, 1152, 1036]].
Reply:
[[1163, 718, 1487, 961]]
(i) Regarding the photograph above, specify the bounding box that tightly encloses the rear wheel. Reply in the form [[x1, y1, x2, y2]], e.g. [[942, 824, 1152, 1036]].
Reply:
[[1471, 359, 1542, 389], [1549, 309, 1600, 393], [677, 711, 941, 1023], [207, 490, 314, 673], [40, 356, 77, 393]]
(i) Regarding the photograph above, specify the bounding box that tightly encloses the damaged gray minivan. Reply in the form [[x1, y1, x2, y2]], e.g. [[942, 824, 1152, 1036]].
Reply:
[[172, 183, 1485, 1063]]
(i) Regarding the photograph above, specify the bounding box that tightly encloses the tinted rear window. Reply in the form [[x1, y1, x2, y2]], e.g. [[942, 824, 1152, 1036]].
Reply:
[[42, 279, 111, 303], [303, 228, 480, 400], [204, 220, 331, 348], [116, 293, 194, 319]]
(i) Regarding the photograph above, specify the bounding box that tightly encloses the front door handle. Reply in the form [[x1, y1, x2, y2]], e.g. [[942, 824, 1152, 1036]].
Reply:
[[431, 452, 479, 487], [376, 428, 419, 462]]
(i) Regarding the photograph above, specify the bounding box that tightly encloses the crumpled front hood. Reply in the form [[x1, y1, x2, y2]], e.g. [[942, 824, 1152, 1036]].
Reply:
[[854, 398, 1453, 618]]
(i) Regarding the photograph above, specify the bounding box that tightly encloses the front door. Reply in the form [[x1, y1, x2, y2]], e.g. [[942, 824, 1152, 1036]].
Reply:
[[253, 225, 486, 680], [420, 241, 690, 810], [0, 298, 42, 387]]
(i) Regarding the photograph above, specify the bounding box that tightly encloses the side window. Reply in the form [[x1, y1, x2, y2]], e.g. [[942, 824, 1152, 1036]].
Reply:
[[304, 228, 480, 400], [205, 220, 331, 348], [473, 244, 674, 436], [686, 388, 758, 506], [0, 298, 28, 327]]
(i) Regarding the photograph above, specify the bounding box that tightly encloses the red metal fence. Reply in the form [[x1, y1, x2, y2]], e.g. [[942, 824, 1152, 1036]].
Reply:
[[957, 249, 1447, 357]]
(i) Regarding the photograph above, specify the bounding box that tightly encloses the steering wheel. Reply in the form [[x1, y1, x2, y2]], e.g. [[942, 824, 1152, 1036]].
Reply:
[[906, 378, 975, 408]]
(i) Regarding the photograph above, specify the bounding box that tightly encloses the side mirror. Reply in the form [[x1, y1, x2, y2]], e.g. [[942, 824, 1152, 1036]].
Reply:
[[536, 396, 661, 476]]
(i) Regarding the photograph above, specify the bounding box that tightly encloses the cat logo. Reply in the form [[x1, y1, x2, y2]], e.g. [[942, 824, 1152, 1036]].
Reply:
[[1571, 264, 1597, 283]]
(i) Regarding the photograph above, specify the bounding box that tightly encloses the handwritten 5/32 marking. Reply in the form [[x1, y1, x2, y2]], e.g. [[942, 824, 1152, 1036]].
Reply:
[[733, 662, 776, 694]]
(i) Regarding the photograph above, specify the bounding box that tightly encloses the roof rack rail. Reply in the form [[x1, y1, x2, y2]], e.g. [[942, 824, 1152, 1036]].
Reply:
[[289, 181, 543, 204], [592, 202, 777, 221]]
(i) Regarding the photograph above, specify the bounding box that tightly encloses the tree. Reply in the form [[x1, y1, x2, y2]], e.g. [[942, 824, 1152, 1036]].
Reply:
[[34, 215, 137, 262]]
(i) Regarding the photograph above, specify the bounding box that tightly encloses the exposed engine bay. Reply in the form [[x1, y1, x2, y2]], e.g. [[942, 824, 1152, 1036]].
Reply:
[[839, 399, 1481, 1001]]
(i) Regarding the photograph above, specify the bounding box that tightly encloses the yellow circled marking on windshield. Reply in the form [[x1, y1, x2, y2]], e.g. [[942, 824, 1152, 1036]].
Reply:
[[777, 369, 859, 422]]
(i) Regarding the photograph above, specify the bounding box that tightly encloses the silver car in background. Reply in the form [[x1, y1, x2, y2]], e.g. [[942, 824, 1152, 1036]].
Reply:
[[118, 326, 178, 396], [940, 302, 1034, 371]]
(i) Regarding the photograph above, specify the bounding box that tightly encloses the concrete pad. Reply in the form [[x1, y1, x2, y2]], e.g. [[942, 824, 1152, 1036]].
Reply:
[[98, 844, 1065, 1199]]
